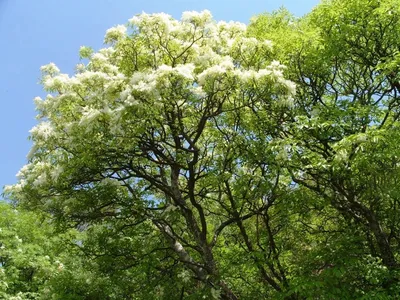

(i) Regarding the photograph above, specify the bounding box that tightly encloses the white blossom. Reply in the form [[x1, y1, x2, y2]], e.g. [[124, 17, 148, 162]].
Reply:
[[181, 10, 213, 25], [104, 25, 127, 43], [16, 164, 30, 179], [80, 108, 101, 126], [128, 14, 141, 26], [198, 64, 229, 85], [51, 165, 63, 181], [191, 86, 207, 99], [195, 49, 220, 68], [75, 63, 86, 73], [40, 62, 60, 75], [263, 40, 273, 49], [285, 80, 296, 95], [30, 122, 55, 139], [130, 72, 146, 85], [92, 52, 108, 62], [157, 65, 173, 73], [33, 173, 48, 187], [120, 87, 132, 101], [171, 64, 195, 80], [33, 96, 42, 103], [153, 13, 174, 32]]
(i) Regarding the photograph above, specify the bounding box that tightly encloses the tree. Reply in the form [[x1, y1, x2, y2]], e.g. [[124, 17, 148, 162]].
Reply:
[[0, 202, 136, 300], [249, 0, 400, 297], [6, 11, 296, 299], [6, 1, 400, 298], [0, 202, 75, 299]]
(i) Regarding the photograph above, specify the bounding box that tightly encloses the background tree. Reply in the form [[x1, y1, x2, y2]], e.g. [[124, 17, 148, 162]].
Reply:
[[0, 202, 76, 299], [249, 0, 400, 297]]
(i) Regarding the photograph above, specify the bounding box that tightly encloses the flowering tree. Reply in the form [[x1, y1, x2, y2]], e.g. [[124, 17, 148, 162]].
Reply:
[[6, 11, 295, 299]]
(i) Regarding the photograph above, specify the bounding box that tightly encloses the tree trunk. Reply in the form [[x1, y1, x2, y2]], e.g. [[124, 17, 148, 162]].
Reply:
[[348, 200, 398, 268]]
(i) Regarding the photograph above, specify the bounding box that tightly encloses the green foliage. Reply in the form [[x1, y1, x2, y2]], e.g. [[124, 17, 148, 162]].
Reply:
[[0, 203, 75, 299], [248, 0, 400, 297], [4, 1, 400, 298]]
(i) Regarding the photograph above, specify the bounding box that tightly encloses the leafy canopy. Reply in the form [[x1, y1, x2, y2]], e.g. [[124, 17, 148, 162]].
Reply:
[[5, 0, 400, 298]]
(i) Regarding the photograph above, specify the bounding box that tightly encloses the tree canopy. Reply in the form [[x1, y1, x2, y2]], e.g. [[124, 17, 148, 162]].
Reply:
[[4, 0, 400, 299]]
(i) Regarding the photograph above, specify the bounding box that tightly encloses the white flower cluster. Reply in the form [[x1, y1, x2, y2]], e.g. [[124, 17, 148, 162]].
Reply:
[[104, 25, 127, 44], [40, 62, 60, 75], [29, 121, 55, 140], [129, 12, 177, 37]]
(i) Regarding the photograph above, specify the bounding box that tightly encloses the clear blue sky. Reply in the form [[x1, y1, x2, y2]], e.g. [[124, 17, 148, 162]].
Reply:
[[0, 0, 319, 191]]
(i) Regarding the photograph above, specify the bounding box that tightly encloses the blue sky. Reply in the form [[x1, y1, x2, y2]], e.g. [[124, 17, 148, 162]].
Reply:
[[0, 0, 319, 191]]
